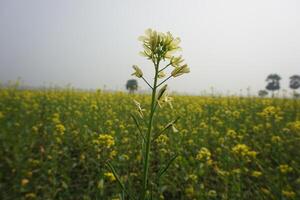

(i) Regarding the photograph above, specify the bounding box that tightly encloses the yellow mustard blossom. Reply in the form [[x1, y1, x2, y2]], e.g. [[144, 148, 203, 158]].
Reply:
[[158, 92, 173, 109], [104, 172, 116, 182], [207, 190, 217, 198], [25, 193, 36, 199], [185, 185, 194, 198], [232, 168, 241, 174], [52, 113, 60, 124], [155, 134, 169, 145], [109, 150, 117, 159], [251, 171, 262, 177], [21, 178, 29, 186], [260, 187, 271, 195], [271, 135, 281, 143], [196, 147, 211, 161], [259, 106, 282, 122], [94, 134, 115, 148], [282, 190, 296, 198], [226, 129, 238, 139], [55, 124, 66, 134], [279, 164, 293, 174], [120, 154, 129, 161], [288, 121, 300, 133], [187, 174, 198, 182], [232, 144, 257, 159]]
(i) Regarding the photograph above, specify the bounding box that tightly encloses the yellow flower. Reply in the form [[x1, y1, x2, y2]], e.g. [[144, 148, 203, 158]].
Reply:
[[55, 124, 66, 134], [32, 126, 38, 133], [226, 129, 237, 139], [120, 154, 129, 161], [207, 190, 217, 198], [282, 190, 296, 198], [98, 134, 115, 148], [251, 171, 262, 177], [232, 144, 249, 156], [156, 134, 169, 145], [133, 99, 146, 118], [185, 185, 194, 198], [171, 64, 190, 77], [158, 92, 173, 109], [25, 193, 36, 199], [187, 174, 198, 182], [196, 147, 211, 161], [271, 136, 281, 143], [171, 55, 184, 67], [52, 113, 60, 124], [157, 71, 166, 79], [232, 144, 257, 159], [21, 178, 29, 186], [138, 29, 182, 60], [109, 150, 117, 159], [104, 172, 116, 182], [260, 187, 271, 195], [279, 164, 293, 174], [131, 65, 143, 78], [232, 168, 241, 174]]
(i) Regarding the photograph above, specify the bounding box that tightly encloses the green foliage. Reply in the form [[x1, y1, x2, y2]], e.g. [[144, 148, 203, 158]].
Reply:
[[0, 87, 300, 200]]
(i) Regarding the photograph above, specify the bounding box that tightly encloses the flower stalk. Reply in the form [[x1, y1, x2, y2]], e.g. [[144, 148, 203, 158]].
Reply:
[[109, 28, 190, 200]]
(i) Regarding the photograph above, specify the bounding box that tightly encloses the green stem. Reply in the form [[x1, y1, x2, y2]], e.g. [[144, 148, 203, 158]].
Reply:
[[142, 77, 153, 89], [157, 75, 172, 88], [158, 62, 171, 73], [141, 59, 160, 200]]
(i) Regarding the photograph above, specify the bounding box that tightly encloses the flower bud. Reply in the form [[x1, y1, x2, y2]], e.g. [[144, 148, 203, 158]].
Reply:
[[171, 64, 190, 77], [131, 65, 143, 78]]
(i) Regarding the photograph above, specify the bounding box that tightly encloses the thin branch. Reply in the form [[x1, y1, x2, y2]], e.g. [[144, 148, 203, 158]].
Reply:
[[157, 75, 173, 88], [158, 63, 172, 73], [106, 162, 135, 200], [142, 77, 153, 89], [158, 154, 178, 179], [152, 117, 180, 142], [130, 113, 146, 142]]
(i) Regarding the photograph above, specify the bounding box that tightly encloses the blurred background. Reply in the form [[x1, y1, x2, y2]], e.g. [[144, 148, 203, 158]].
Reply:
[[0, 0, 299, 95]]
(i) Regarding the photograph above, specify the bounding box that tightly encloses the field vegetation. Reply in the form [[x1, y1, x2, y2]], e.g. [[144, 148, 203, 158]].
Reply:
[[0, 86, 299, 199]]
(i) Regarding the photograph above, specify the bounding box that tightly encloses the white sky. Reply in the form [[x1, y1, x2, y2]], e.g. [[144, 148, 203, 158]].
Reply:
[[0, 0, 299, 94]]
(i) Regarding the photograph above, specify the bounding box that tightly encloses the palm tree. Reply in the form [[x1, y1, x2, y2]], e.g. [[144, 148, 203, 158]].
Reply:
[[126, 79, 138, 94], [265, 74, 281, 97], [289, 75, 300, 98]]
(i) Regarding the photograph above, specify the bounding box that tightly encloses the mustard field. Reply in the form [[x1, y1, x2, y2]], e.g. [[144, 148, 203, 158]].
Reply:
[[0, 87, 299, 200]]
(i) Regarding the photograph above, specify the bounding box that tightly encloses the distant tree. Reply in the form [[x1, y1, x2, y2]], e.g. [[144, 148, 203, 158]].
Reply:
[[258, 90, 268, 98], [293, 92, 300, 99], [265, 74, 281, 97], [289, 75, 300, 98], [126, 79, 138, 94]]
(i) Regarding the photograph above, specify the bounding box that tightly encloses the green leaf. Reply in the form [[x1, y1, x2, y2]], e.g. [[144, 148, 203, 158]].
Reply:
[[158, 154, 178, 179], [153, 117, 180, 142], [130, 113, 146, 142], [106, 162, 135, 200]]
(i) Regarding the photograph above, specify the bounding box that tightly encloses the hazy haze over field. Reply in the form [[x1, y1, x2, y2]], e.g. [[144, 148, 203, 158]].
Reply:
[[0, 0, 300, 94]]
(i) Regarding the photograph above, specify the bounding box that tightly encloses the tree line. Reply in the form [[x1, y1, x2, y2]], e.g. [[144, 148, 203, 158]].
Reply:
[[259, 74, 300, 98]]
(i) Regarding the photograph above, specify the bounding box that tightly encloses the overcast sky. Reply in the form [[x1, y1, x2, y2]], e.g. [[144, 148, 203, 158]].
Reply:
[[0, 0, 299, 94]]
